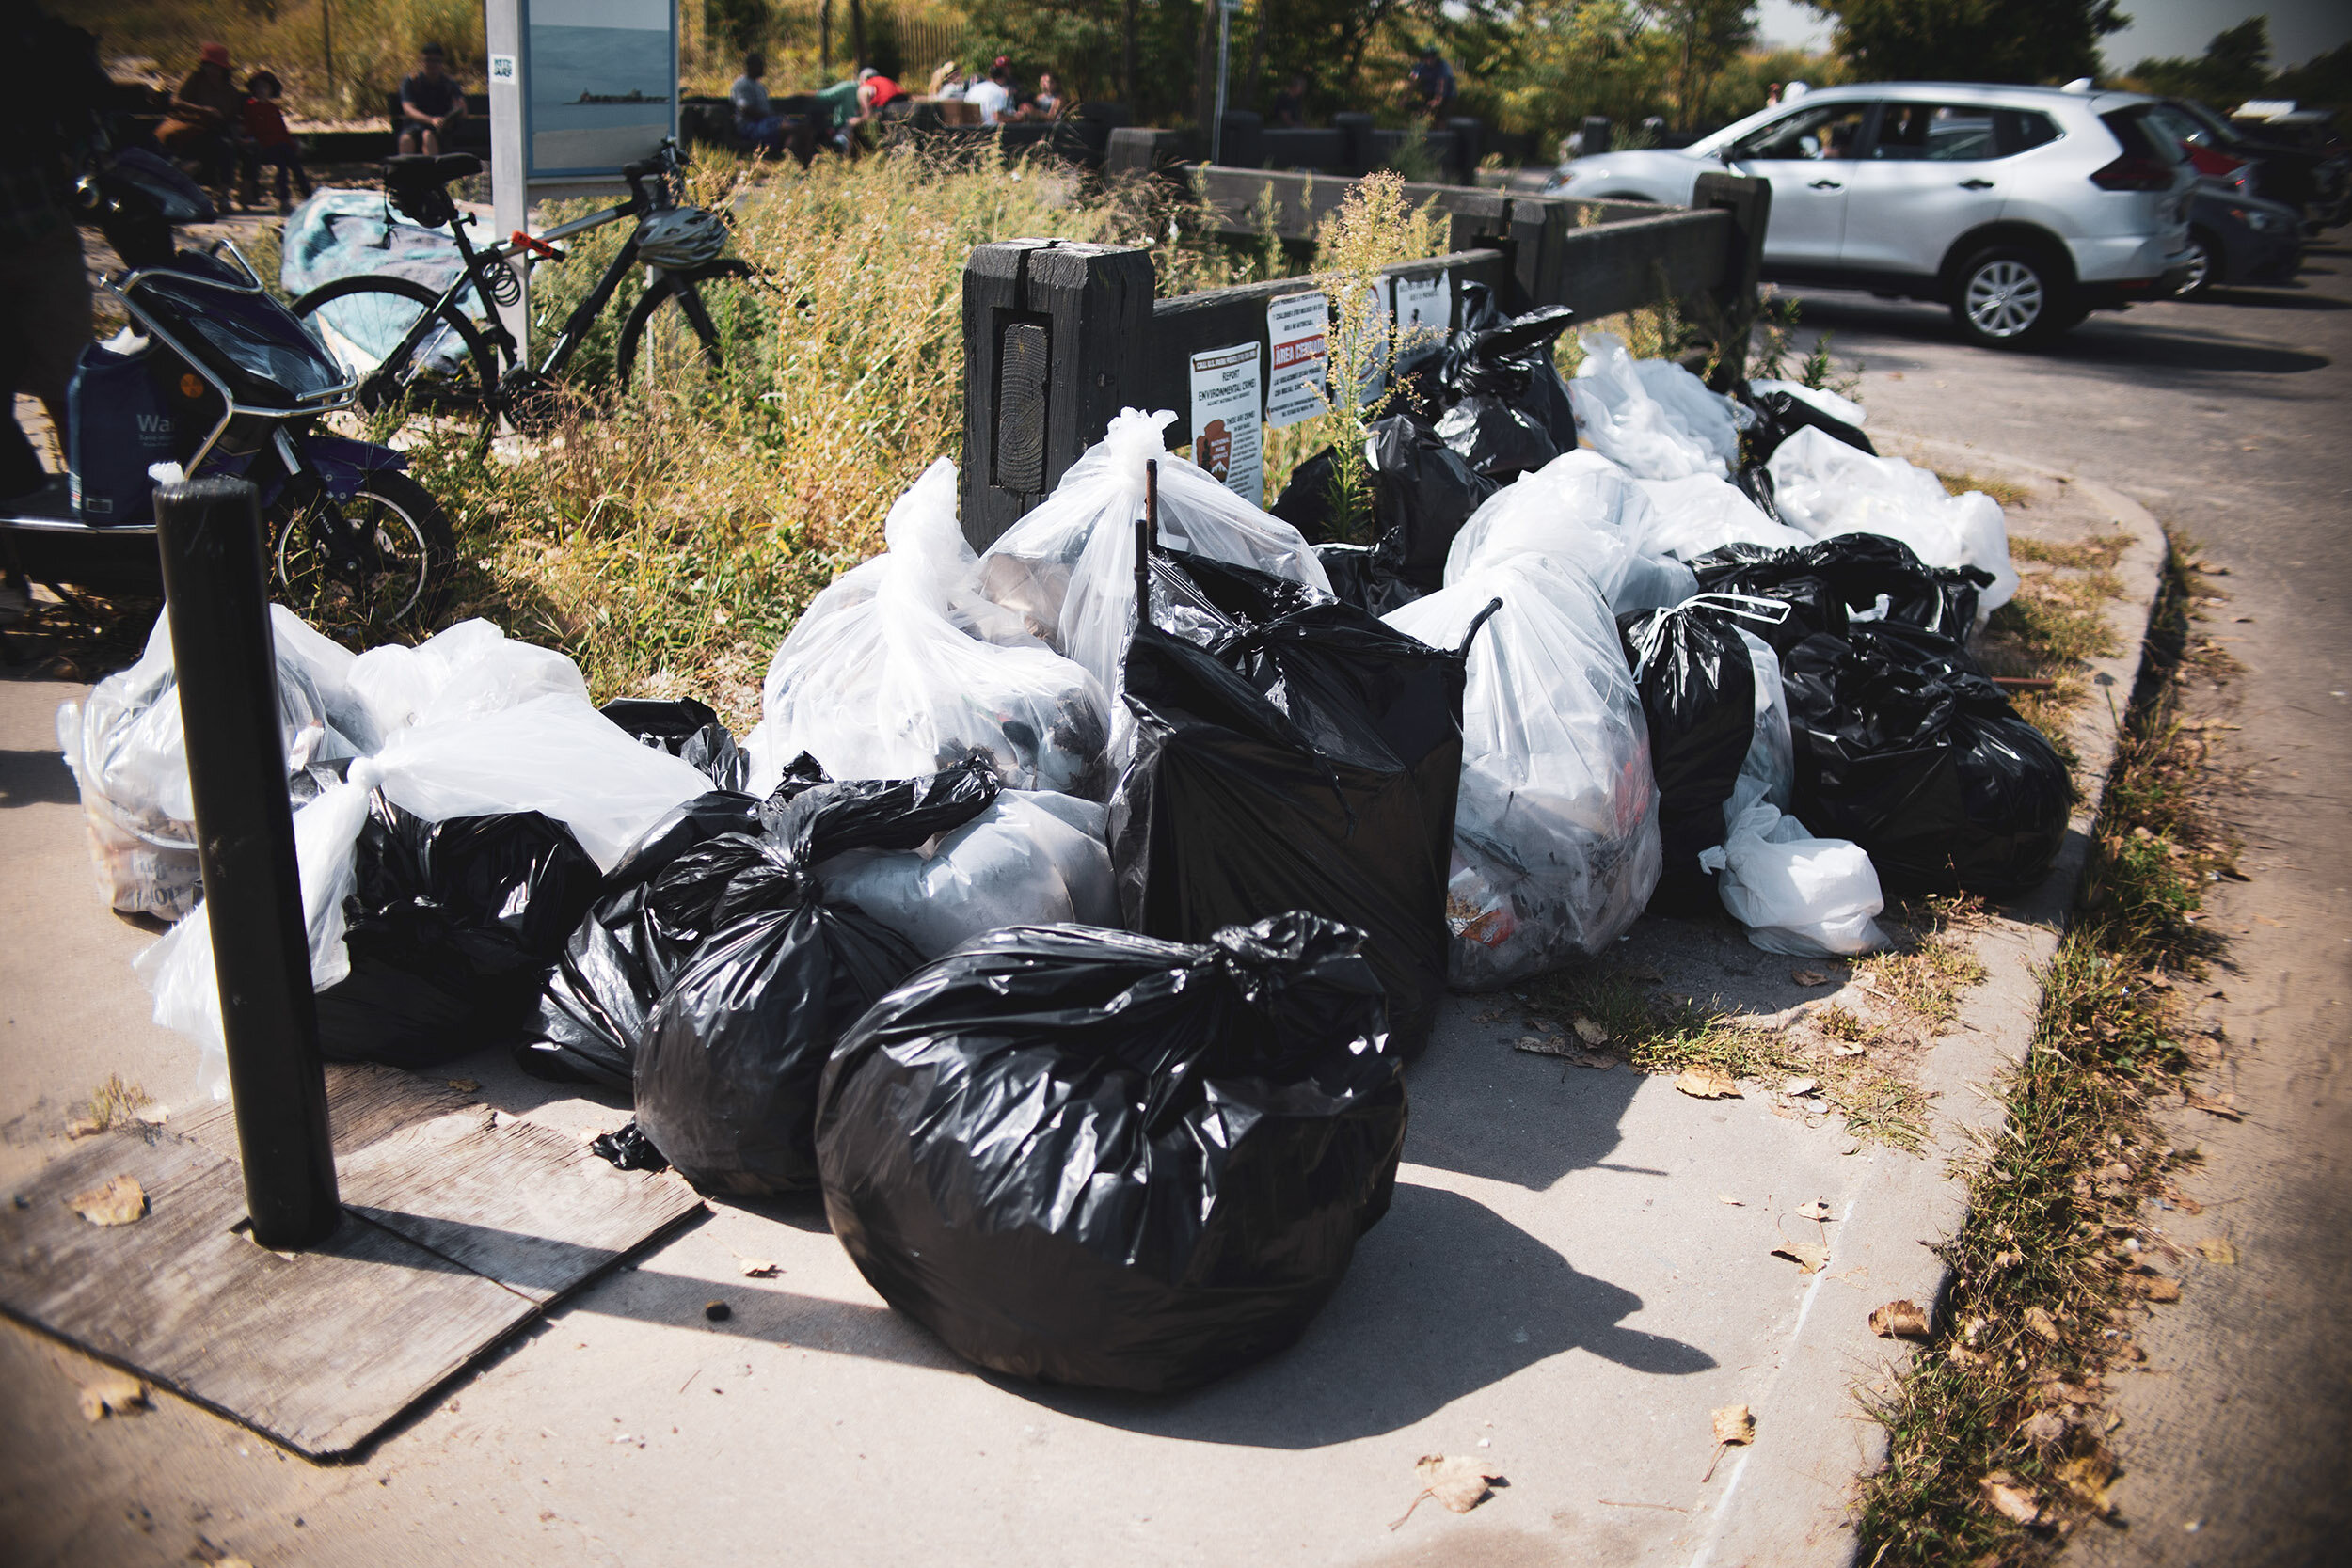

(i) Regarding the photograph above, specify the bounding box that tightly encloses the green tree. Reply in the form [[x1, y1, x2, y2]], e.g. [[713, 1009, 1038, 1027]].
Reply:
[[1647, 0, 1758, 130], [2132, 17, 2275, 105], [1808, 0, 2128, 86], [2269, 39, 2352, 111]]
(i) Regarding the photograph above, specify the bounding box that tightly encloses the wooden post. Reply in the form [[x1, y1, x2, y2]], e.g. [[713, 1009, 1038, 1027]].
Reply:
[[1692, 171, 1770, 391], [1502, 195, 1573, 311], [960, 240, 1155, 551]]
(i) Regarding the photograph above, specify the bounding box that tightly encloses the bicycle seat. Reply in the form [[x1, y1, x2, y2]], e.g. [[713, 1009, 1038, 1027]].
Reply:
[[384, 152, 483, 189]]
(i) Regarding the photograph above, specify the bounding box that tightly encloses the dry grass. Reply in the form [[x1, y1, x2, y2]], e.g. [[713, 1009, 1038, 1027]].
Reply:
[[1937, 469, 2034, 513]]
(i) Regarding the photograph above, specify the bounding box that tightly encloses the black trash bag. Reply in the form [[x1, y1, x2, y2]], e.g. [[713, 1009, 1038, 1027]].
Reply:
[[599, 696, 751, 792], [1734, 461, 1784, 524], [1269, 446, 1336, 543], [816, 911, 1407, 1393], [1364, 413, 1498, 591], [1431, 282, 1578, 481], [1780, 626, 2071, 895], [1111, 546, 1470, 1059], [589, 1120, 669, 1171], [632, 759, 1000, 1196], [1739, 382, 1877, 466], [1313, 543, 1426, 618], [1619, 598, 1789, 914], [1692, 534, 1993, 646], [316, 797, 605, 1069]]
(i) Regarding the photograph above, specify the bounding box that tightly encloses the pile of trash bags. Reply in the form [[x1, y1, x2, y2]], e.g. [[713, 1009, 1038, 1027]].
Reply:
[[79, 318, 2074, 1396]]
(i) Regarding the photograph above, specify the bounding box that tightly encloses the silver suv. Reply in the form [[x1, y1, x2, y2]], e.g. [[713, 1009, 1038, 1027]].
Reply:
[[1546, 83, 2198, 349]]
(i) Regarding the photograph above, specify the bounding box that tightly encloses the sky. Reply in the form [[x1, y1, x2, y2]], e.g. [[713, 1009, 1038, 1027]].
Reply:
[[1752, 0, 2352, 71]]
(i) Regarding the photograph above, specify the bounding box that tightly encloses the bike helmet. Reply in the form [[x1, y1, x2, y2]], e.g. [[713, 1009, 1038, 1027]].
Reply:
[[636, 206, 728, 269]]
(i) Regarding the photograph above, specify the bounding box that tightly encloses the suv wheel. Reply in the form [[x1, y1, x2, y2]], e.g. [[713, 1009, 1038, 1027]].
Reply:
[[2174, 230, 2217, 298], [1949, 245, 2075, 350]]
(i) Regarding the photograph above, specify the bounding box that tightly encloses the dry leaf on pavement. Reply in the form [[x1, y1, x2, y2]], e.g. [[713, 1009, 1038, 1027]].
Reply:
[[2022, 1409, 2070, 1449], [446, 1078, 480, 1093], [2135, 1272, 2183, 1303], [2056, 1451, 2117, 1514], [2196, 1236, 2236, 1266], [1795, 1199, 1833, 1221], [1391, 1454, 1502, 1527], [67, 1174, 146, 1227], [1512, 1034, 1567, 1057], [2184, 1091, 2241, 1121], [2024, 1306, 2061, 1343], [739, 1259, 781, 1278], [1979, 1472, 2044, 1527], [1717, 1194, 1744, 1206], [1772, 1243, 1829, 1275], [78, 1370, 148, 1422], [1869, 1300, 1931, 1338], [1831, 1041, 1866, 1057], [1674, 1067, 1740, 1099], [1791, 968, 1831, 986], [1783, 1076, 1820, 1098], [1711, 1404, 1756, 1444], [1572, 1015, 1610, 1046]]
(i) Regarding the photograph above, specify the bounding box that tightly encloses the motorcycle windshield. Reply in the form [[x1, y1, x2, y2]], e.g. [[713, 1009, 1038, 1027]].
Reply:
[[128, 271, 348, 406]]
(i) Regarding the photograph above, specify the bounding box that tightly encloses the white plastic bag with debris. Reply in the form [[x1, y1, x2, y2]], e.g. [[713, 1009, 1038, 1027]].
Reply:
[[1631, 472, 1812, 560], [1765, 426, 2020, 613], [56, 606, 366, 920], [1565, 332, 1744, 480], [1700, 801, 1890, 957], [976, 409, 1329, 701], [1385, 551, 1661, 989], [747, 459, 1113, 799], [135, 619, 713, 1097], [818, 790, 1119, 959], [1443, 449, 1697, 614]]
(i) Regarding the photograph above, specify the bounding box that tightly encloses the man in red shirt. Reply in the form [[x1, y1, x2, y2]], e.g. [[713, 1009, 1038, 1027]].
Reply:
[[238, 70, 311, 214]]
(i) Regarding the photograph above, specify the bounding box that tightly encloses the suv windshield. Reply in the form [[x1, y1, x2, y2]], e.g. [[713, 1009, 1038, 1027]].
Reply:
[[1731, 103, 1870, 162]]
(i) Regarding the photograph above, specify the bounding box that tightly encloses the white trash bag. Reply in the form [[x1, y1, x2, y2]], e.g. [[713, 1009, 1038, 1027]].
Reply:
[[1566, 332, 1743, 480], [819, 790, 1119, 959], [1386, 551, 1661, 988], [56, 606, 365, 920], [747, 459, 1113, 799], [1765, 426, 2019, 613], [1632, 472, 1811, 560], [1444, 449, 1697, 614], [1700, 800, 1890, 958], [136, 619, 713, 1098], [977, 408, 1329, 701]]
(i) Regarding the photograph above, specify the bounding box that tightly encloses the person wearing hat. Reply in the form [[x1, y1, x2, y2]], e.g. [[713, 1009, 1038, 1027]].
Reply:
[[965, 56, 1014, 126], [1405, 44, 1455, 124], [398, 42, 467, 156], [158, 41, 246, 205]]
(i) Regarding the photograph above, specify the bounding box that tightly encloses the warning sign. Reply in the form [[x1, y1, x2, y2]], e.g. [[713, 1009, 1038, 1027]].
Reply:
[[1188, 341, 1263, 505], [1265, 292, 1329, 429]]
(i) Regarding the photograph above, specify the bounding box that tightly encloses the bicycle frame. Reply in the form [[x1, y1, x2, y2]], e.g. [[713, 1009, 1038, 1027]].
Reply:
[[444, 201, 645, 388]]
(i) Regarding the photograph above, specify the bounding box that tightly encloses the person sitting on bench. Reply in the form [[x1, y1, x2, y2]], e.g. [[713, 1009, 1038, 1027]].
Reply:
[[397, 42, 466, 156], [156, 42, 245, 208]]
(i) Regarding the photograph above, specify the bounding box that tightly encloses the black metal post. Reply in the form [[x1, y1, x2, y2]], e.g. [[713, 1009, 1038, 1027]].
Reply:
[[154, 477, 341, 1249]]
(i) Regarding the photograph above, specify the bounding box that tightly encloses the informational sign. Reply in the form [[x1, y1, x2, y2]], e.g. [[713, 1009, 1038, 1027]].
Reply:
[[1189, 341, 1263, 506], [1265, 293, 1329, 429], [1393, 270, 1449, 346], [488, 53, 518, 84], [523, 0, 677, 181]]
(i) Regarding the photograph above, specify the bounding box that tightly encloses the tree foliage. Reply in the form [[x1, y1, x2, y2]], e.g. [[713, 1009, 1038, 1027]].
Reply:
[[1807, 0, 2127, 86], [2131, 18, 2271, 106]]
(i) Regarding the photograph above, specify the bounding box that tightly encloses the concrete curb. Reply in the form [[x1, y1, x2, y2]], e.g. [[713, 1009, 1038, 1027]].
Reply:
[[1691, 438, 2171, 1564]]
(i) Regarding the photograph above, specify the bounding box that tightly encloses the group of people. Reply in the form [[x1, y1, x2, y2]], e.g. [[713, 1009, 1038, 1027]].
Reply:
[[151, 40, 312, 214], [727, 52, 1065, 162], [928, 56, 1064, 126]]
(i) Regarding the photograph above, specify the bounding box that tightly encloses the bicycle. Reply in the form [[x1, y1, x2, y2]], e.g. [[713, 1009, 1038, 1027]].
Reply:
[[290, 137, 756, 433]]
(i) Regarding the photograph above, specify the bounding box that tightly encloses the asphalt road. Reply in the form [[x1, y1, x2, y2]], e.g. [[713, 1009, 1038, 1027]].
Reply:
[[1781, 246, 2352, 1565]]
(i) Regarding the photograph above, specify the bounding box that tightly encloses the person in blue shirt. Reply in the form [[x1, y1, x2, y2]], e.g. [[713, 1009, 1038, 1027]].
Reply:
[[1406, 46, 1455, 124], [397, 43, 466, 156]]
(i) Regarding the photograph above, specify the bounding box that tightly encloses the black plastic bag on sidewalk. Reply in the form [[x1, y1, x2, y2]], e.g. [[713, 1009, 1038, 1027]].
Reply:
[[816, 911, 1406, 1393], [1780, 626, 2070, 895], [1431, 283, 1578, 481], [599, 696, 751, 792], [1739, 383, 1877, 465], [1110, 546, 1472, 1059], [316, 798, 605, 1069], [1692, 534, 1993, 647], [633, 760, 1000, 1196]]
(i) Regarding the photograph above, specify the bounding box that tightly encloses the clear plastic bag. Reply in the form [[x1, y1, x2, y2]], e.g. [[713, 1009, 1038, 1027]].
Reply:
[[1442, 449, 1697, 613], [976, 409, 1329, 701], [56, 606, 363, 919], [1765, 426, 2019, 614], [1385, 551, 1661, 988], [1700, 801, 1889, 958], [1566, 332, 1742, 480], [819, 790, 1118, 959], [747, 459, 1113, 799], [1632, 472, 1813, 560], [136, 619, 714, 1098]]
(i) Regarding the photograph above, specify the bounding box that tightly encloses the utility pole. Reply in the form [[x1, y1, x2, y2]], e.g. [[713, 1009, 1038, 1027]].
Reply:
[[1211, 0, 1238, 164], [321, 0, 334, 100]]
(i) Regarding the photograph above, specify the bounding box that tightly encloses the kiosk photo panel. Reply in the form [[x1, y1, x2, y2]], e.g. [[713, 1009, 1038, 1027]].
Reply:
[[524, 0, 678, 180]]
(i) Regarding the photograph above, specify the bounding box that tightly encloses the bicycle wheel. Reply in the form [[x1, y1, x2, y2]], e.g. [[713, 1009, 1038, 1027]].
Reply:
[[616, 266, 757, 396], [292, 275, 495, 430], [272, 470, 457, 640]]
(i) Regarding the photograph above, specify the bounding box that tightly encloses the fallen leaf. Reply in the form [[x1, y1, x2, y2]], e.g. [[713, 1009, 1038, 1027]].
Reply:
[[1795, 1199, 1833, 1221], [1772, 1243, 1829, 1275], [67, 1174, 146, 1227], [2056, 1451, 2117, 1514], [1783, 1076, 1820, 1098], [1568, 1050, 1616, 1070], [2022, 1305, 2061, 1343], [1711, 1404, 1756, 1445], [1979, 1472, 2044, 1527], [2022, 1409, 2069, 1449], [2195, 1237, 2236, 1266], [1717, 1194, 1744, 1207], [1674, 1067, 1740, 1100], [64, 1117, 103, 1140], [1791, 968, 1831, 986], [2135, 1273, 2183, 1303], [1623, 963, 1666, 984], [1391, 1453, 1502, 1526], [739, 1259, 781, 1279], [1869, 1300, 1930, 1338], [78, 1370, 148, 1422], [1512, 1034, 1570, 1058], [1572, 1015, 1610, 1047], [446, 1078, 480, 1093], [2184, 1091, 2241, 1121], [1831, 1041, 1866, 1057]]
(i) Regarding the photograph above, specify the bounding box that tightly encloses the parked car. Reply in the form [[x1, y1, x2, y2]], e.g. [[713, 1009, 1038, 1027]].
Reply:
[[2177, 189, 2305, 296], [2169, 99, 2350, 228], [1546, 82, 2198, 350]]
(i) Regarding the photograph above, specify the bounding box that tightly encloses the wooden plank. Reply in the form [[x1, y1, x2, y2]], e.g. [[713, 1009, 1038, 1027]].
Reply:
[[0, 1130, 537, 1459], [177, 1060, 483, 1163], [959, 240, 1046, 551], [1550, 207, 1733, 322], [1189, 166, 1508, 244]]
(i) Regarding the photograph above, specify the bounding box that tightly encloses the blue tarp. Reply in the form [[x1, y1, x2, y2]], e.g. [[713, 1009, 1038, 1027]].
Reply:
[[280, 189, 482, 372]]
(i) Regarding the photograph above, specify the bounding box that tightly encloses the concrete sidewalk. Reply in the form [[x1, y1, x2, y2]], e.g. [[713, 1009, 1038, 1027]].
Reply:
[[0, 449, 2162, 1568]]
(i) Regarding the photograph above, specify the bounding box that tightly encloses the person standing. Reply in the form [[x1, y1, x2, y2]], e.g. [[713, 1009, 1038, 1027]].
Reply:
[[1269, 72, 1309, 129], [157, 41, 245, 205], [239, 70, 311, 214], [1405, 45, 1455, 124], [397, 42, 467, 156]]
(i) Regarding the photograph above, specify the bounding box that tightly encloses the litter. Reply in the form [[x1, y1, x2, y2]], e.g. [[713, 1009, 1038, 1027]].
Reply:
[[816, 912, 1406, 1392], [1766, 427, 2019, 614], [1111, 541, 1475, 1056], [1631, 472, 1811, 561], [1567, 332, 1743, 480], [1740, 378, 1874, 464], [819, 789, 1118, 959], [1692, 533, 1994, 646], [977, 410, 1329, 704], [599, 697, 750, 792], [1700, 801, 1890, 957], [1388, 552, 1660, 987], [1443, 449, 1698, 615], [1430, 284, 1580, 480], [1364, 413, 1498, 591], [748, 459, 1112, 799], [632, 761, 998, 1195]]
